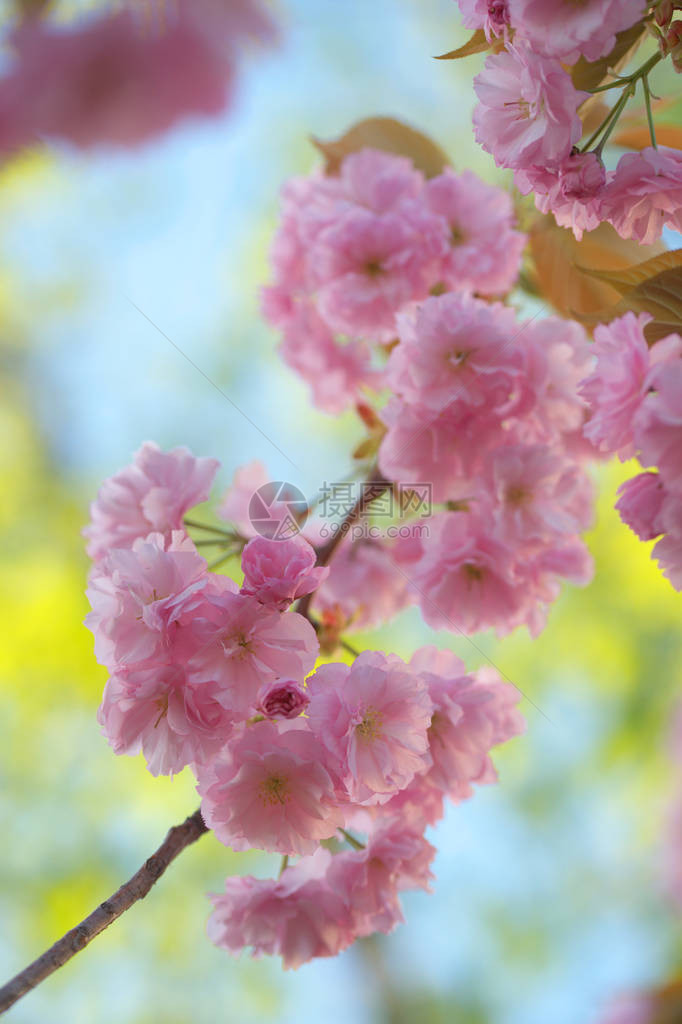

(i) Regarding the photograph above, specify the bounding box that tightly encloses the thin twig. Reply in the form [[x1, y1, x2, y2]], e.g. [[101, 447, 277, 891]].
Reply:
[[207, 549, 240, 571], [183, 518, 236, 538], [340, 637, 361, 658], [338, 828, 365, 851], [295, 466, 391, 621], [0, 808, 209, 1016]]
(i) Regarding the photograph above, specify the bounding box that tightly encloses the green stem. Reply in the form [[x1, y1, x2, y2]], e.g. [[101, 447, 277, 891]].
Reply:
[[581, 82, 635, 155], [183, 518, 236, 538], [643, 75, 657, 148], [338, 828, 365, 851], [590, 51, 663, 93], [595, 85, 636, 156], [207, 549, 240, 571]]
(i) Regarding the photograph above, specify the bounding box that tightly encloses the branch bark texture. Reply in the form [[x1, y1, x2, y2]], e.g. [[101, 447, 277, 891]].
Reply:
[[0, 807, 208, 1016]]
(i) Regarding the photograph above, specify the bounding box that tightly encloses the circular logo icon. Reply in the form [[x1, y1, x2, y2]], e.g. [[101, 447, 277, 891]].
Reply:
[[248, 481, 309, 540]]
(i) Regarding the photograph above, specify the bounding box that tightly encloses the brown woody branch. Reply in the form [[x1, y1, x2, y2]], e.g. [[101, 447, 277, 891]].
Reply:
[[296, 465, 391, 621], [0, 807, 209, 1016]]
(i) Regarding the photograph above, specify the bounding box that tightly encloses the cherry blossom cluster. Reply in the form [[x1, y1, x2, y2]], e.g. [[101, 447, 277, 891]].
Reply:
[[263, 148, 597, 639], [84, 442, 524, 968], [579, 313, 682, 590], [0, 0, 274, 155], [262, 147, 526, 414], [457, 0, 682, 244], [378, 292, 596, 637]]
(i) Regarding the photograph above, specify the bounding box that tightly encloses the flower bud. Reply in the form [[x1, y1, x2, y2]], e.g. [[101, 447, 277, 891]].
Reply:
[[487, 0, 510, 36], [656, 1, 674, 28], [560, 152, 606, 200], [257, 679, 310, 719], [667, 20, 682, 72]]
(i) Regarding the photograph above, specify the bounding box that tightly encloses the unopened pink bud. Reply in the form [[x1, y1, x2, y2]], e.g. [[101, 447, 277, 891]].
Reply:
[[667, 21, 682, 71], [257, 679, 310, 719], [560, 152, 606, 199]]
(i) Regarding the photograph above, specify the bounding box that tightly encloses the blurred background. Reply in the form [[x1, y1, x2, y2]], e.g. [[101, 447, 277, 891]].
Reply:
[[2, 1, 682, 1021]]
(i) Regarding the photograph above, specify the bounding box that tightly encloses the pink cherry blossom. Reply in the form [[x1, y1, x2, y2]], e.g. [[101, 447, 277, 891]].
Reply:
[[473, 45, 587, 171], [580, 313, 656, 459], [515, 154, 609, 241], [207, 848, 353, 969], [84, 442, 219, 561], [509, 0, 645, 62], [278, 303, 378, 414], [98, 665, 235, 776], [5, 10, 231, 152], [306, 653, 433, 803], [387, 293, 521, 414], [185, 591, 318, 714], [257, 679, 310, 719], [373, 771, 446, 831], [424, 169, 526, 294], [486, 444, 594, 543], [218, 460, 269, 535], [635, 355, 682, 489], [197, 722, 344, 855], [378, 397, 483, 503], [651, 490, 682, 589], [411, 511, 531, 636], [339, 148, 425, 213], [240, 535, 328, 610], [615, 473, 666, 541], [409, 648, 525, 800], [517, 316, 592, 443], [314, 537, 415, 632], [455, 0, 510, 37], [328, 819, 435, 936], [85, 531, 210, 670], [261, 174, 346, 330], [601, 147, 682, 246], [312, 204, 446, 342]]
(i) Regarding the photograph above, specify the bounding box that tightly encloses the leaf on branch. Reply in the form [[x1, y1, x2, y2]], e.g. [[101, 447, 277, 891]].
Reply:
[[527, 216, 666, 320], [312, 117, 451, 178], [571, 21, 647, 93], [611, 122, 682, 150], [576, 249, 682, 343], [577, 249, 682, 291], [434, 30, 490, 60]]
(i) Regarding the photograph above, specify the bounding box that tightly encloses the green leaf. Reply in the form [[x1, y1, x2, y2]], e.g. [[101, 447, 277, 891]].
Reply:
[[311, 117, 451, 178], [434, 30, 490, 61], [571, 22, 647, 94], [575, 250, 682, 343]]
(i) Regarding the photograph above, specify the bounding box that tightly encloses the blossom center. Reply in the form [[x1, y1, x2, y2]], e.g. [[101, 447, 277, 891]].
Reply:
[[259, 773, 290, 806], [463, 562, 484, 582], [506, 484, 531, 506], [364, 259, 384, 278], [448, 348, 471, 368], [226, 631, 254, 659], [450, 224, 467, 246], [356, 706, 383, 741]]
